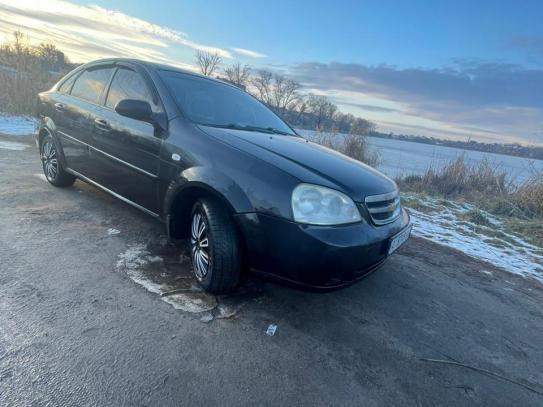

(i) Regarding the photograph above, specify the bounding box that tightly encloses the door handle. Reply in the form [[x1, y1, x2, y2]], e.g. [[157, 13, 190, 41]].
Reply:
[[94, 118, 110, 131], [54, 103, 65, 112]]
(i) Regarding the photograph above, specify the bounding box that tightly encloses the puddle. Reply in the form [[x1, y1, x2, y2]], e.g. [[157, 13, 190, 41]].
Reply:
[[116, 239, 266, 318]]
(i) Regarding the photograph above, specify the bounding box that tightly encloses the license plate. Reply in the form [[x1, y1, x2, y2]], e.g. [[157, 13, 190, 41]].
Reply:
[[388, 225, 412, 255]]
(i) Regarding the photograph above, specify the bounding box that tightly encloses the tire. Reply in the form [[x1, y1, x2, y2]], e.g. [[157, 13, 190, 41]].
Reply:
[[40, 132, 76, 187], [190, 198, 241, 293]]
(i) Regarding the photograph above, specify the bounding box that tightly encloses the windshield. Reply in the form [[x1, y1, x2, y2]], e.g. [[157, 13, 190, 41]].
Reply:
[[159, 70, 296, 136]]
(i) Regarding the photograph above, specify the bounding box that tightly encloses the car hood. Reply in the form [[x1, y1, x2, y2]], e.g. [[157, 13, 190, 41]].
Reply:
[[198, 125, 397, 202]]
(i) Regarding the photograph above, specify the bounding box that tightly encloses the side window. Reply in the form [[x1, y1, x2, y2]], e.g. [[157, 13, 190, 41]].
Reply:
[[70, 67, 114, 104], [58, 73, 77, 94], [106, 68, 157, 111]]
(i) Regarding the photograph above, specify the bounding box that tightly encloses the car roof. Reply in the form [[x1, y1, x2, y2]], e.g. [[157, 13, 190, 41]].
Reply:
[[84, 57, 233, 87]]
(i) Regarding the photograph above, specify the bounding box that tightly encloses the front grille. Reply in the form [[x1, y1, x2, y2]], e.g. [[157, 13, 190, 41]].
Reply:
[[364, 190, 401, 225]]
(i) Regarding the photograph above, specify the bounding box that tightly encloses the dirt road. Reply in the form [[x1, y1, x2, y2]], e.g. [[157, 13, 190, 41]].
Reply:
[[1, 136, 542, 406]]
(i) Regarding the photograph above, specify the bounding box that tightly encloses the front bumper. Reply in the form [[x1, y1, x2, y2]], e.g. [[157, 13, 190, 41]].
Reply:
[[235, 208, 411, 291]]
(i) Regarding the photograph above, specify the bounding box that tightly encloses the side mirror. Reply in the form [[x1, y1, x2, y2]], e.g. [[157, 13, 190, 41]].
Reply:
[[115, 99, 153, 123]]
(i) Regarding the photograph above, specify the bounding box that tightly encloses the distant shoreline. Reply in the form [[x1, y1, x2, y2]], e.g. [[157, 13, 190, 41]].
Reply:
[[368, 131, 543, 161], [297, 127, 543, 161]]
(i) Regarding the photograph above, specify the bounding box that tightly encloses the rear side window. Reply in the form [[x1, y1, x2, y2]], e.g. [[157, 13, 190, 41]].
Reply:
[[106, 68, 157, 111], [70, 67, 114, 104], [58, 73, 77, 94]]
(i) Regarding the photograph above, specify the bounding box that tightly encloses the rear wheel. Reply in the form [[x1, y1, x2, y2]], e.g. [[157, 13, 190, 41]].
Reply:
[[190, 198, 241, 293], [40, 132, 75, 187]]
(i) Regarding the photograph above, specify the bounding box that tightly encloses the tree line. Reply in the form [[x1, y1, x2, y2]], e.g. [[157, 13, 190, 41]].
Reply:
[[0, 31, 76, 74], [371, 131, 543, 160], [195, 50, 375, 136], [0, 31, 76, 115]]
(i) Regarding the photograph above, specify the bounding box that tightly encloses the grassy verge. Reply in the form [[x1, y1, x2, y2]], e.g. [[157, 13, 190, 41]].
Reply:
[[397, 155, 543, 248]]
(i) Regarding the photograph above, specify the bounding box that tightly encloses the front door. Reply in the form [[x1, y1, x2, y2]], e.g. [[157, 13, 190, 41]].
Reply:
[[87, 67, 162, 215]]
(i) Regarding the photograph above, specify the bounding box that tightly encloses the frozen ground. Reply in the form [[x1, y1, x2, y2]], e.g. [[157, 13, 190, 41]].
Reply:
[[0, 140, 28, 150], [403, 193, 543, 283], [116, 242, 219, 314], [115, 240, 247, 321], [0, 114, 38, 136]]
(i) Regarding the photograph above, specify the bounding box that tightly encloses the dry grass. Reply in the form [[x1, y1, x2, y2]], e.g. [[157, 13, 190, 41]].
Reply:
[[314, 131, 381, 168], [512, 176, 543, 217], [397, 155, 509, 198], [397, 154, 543, 219], [0, 32, 66, 115], [0, 71, 55, 115]]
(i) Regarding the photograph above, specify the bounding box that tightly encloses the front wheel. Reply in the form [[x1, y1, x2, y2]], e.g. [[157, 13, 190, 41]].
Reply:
[[190, 198, 241, 293], [40, 133, 75, 187]]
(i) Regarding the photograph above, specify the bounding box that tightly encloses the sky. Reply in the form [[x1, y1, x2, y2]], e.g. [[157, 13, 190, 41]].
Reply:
[[1, 0, 542, 145]]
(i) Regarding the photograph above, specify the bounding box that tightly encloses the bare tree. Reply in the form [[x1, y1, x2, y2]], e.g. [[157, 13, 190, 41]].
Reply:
[[224, 62, 251, 88], [307, 94, 337, 130], [12, 30, 27, 56], [250, 70, 302, 116], [251, 70, 273, 105], [38, 43, 64, 71], [350, 117, 376, 135], [195, 50, 222, 76], [272, 75, 302, 112], [290, 98, 307, 126]]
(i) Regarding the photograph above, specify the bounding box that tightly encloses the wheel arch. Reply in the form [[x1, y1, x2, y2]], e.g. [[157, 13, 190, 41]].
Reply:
[[164, 167, 253, 240], [38, 118, 68, 168], [37, 117, 56, 147]]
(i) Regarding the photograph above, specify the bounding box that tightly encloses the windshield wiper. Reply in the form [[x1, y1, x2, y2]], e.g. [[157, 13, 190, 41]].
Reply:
[[215, 123, 294, 136], [264, 127, 295, 136]]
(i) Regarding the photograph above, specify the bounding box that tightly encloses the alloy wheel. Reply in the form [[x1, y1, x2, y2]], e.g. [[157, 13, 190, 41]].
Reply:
[[191, 212, 210, 280], [41, 139, 58, 182]]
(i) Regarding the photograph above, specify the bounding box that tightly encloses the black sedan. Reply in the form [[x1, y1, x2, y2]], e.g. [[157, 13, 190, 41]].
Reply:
[[37, 58, 411, 292]]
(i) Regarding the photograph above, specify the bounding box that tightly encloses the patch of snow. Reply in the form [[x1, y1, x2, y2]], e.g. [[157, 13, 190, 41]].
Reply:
[[107, 228, 120, 236], [200, 313, 214, 323], [404, 194, 543, 283], [480, 270, 494, 276], [0, 115, 38, 136], [116, 244, 217, 313], [0, 140, 28, 150], [162, 293, 216, 313], [34, 173, 47, 181], [215, 304, 238, 319]]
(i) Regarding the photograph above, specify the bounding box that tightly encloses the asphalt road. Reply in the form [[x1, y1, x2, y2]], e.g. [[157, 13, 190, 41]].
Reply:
[[1, 136, 543, 406]]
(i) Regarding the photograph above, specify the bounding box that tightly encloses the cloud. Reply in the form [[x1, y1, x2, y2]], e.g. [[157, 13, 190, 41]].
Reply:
[[0, 0, 233, 67], [288, 61, 543, 145], [231, 47, 267, 59], [292, 61, 543, 109], [339, 102, 400, 113]]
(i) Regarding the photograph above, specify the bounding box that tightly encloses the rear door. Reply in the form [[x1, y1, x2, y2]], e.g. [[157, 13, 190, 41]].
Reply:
[[88, 65, 163, 215], [54, 66, 115, 174]]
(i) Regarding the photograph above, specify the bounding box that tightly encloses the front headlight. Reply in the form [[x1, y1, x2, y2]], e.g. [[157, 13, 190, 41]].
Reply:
[[291, 183, 362, 225]]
